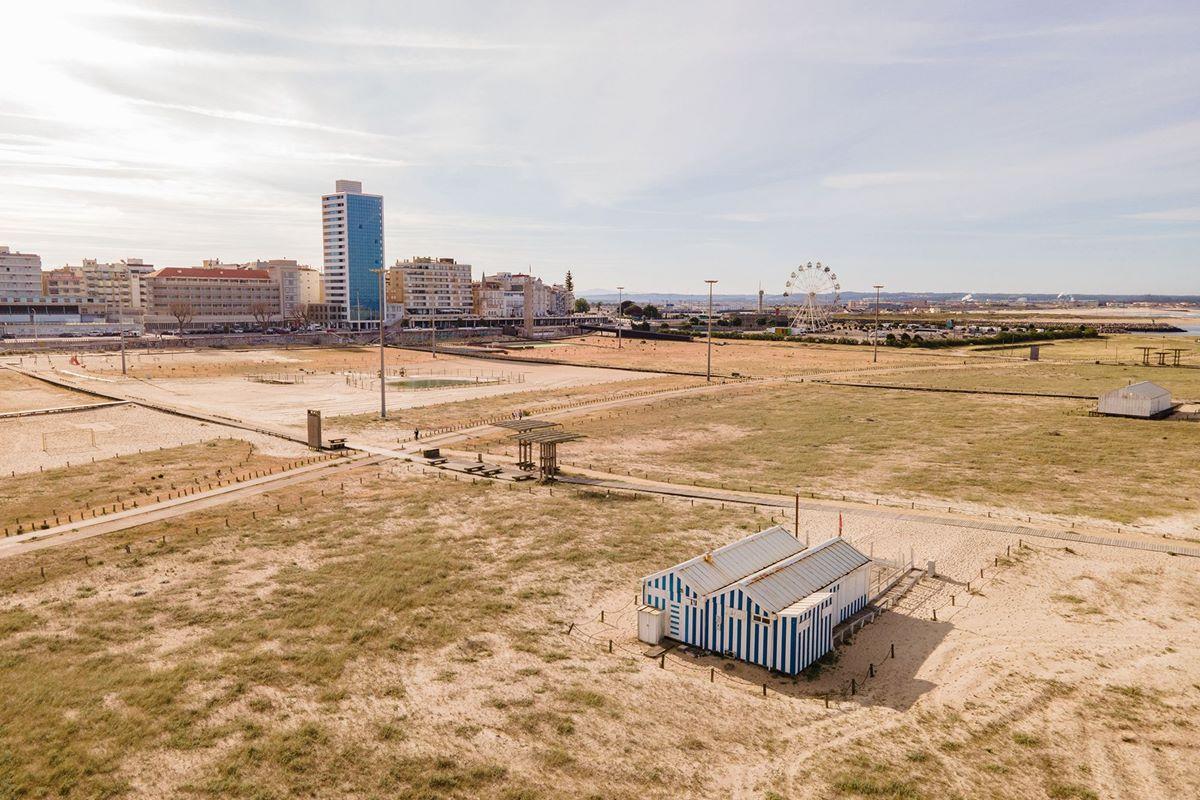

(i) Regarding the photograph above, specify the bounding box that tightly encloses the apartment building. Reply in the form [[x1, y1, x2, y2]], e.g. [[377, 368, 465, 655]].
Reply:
[[142, 266, 281, 329], [242, 259, 322, 318], [42, 258, 154, 315], [322, 179, 383, 327], [0, 246, 43, 299], [386, 257, 473, 319], [473, 272, 574, 318]]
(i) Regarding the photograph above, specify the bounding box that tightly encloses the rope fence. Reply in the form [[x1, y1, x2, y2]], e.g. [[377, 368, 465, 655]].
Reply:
[[3, 444, 350, 537]]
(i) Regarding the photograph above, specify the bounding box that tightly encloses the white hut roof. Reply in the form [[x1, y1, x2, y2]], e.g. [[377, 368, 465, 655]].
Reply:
[[659, 526, 806, 597], [1106, 381, 1170, 398], [738, 537, 871, 615]]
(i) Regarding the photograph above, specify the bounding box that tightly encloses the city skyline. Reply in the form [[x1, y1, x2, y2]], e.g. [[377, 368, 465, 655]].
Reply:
[[2, 2, 1198, 294]]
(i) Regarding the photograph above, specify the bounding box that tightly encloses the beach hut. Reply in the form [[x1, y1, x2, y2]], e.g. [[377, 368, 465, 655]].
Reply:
[[1097, 381, 1173, 418], [639, 527, 872, 674]]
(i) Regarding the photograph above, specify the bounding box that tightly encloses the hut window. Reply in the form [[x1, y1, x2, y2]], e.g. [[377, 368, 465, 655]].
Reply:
[[752, 614, 770, 625]]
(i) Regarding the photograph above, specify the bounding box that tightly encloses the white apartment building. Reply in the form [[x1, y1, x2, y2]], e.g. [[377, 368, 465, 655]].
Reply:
[[386, 257, 473, 318], [321, 179, 384, 327], [0, 246, 43, 299], [473, 272, 574, 318]]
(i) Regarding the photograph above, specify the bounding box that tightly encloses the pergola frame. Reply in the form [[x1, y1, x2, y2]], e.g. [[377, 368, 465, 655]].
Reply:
[[509, 430, 585, 479], [492, 418, 561, 471]]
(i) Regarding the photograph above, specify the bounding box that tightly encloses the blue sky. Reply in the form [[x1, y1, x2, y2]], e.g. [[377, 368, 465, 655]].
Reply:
[[1, 1, 1197, 293]]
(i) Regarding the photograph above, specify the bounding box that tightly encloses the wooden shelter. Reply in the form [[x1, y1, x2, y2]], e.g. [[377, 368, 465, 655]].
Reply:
[[493, 418, 560, 471], [510, 429, 585, 479]]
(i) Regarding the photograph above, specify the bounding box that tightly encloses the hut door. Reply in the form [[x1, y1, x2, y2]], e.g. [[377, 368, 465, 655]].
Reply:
[[667, 602, 683, 640]]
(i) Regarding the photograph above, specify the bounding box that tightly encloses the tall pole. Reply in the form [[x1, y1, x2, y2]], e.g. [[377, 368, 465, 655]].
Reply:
[[120, 328, 127, 375], [872, 284, 884, 364], [705, 280, 718, 381], [616, 286, 624, 349], [372, 268, 387, 419]]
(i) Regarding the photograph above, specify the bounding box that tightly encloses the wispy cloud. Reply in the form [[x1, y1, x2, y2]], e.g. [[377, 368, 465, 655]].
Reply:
[[1125, 207, 1200, 222], [126, 98, 396, 139], [1, 1, 1197, 292], [821, 171, 952, 190]]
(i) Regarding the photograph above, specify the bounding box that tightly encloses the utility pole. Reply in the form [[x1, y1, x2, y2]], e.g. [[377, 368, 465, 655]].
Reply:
[[371, 268, 387, 419], [872, 284, 884, 363], [120, 326, 127, 375], [616, 286, 624, 349], [705, 279, 718, 381]]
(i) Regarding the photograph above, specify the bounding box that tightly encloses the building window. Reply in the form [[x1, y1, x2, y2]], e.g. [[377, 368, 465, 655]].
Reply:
[[752, 613, 770, 625]]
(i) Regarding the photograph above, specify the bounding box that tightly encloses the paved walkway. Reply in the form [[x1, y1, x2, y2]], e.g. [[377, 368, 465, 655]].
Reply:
[[0, 400, 127, 419]]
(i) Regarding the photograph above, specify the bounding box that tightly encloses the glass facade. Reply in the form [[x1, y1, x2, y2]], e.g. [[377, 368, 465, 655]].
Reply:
[[345, 193, 384, 321]]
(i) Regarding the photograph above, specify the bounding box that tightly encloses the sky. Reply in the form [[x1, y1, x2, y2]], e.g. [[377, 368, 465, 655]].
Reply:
[[1, 1, 1198, 295]]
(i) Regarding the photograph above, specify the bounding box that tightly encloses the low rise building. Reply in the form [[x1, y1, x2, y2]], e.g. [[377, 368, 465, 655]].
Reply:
[[386, 257, 473, 319], [1096, 381, 1174, 418], [638, 527, 871, 675], [472, 272, 574, 318], [0, 246, 43, 299], [142, 266, 280, 330]]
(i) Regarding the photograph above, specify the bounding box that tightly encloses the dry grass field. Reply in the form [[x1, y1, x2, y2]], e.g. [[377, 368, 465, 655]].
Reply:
[[493, 335, 962, 377], [845, 361, 1200, 399], [535, 382, 1200, 532], [1033, 333, 1200, 363], [1, 468, 1196, 799], [0, 439, 300, 532], [327, 374, 702, 438], [5, 337, 1200, 798]]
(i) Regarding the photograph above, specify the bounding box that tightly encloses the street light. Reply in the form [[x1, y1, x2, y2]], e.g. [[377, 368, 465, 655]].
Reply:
[[705, 280, 718, 381], [872, 284, 884, 364], [616, 286, 624, 349], [371, 267, 387, 419]]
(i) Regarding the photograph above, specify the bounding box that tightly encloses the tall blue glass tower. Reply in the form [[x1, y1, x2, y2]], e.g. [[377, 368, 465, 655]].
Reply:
[[322, 180, 384, 327]]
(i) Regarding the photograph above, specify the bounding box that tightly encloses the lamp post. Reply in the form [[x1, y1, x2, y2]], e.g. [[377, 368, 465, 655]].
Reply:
[[616, 286, 624, 349], [872, 284, 884, 363], [371, 267, 387, 419], [705, 279, 718, 381]]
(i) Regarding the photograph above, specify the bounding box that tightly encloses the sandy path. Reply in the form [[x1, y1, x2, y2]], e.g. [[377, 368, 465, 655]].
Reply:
[[0, 454, 381, 560]]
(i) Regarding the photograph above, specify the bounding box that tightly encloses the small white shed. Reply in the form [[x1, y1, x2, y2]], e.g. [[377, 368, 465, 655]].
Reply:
[[1097, 381, 1173, 418]]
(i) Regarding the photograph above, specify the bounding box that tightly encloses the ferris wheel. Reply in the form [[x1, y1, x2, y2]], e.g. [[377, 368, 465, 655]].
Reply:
[[782, 262, 841, 330]]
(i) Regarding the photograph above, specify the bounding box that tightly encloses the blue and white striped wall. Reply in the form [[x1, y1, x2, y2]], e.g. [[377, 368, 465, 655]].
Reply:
[[703, 587, 836, 674], [641, 561, 872, 675]]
